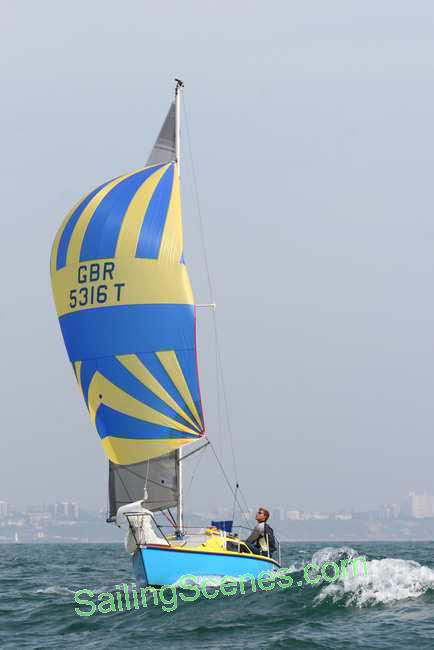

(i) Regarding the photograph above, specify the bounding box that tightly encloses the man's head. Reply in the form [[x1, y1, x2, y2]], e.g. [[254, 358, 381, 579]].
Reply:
[[255, 507, 270, 523]]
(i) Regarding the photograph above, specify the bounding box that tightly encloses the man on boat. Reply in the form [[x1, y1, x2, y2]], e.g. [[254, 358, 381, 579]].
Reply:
[[244, 507, 276, 556]]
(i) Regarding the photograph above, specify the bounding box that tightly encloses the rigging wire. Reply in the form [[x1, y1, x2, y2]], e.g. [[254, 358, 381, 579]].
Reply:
[[161, 509, 176, 528], [182, 95, 247, 521], [232, 482, 239, 524], [143, 459, 150, 498], [209, 442, 250, 527], [184, 443, 209, 501], [166, 509, 177, 527], [237, 485, 253, 521]]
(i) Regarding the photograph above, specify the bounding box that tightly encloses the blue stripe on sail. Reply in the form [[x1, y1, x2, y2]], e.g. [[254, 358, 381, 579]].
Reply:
[[137, 352, 195, 424], [176, 350, 203, 423], [59, 304, 195, 362], [136, 164, 174, 259], [95, 404, 197, 440], [80, 358, 98, 406], [97, 357, 195, 428], [56, 180, 114, 270], [80, 166, 163, 262]]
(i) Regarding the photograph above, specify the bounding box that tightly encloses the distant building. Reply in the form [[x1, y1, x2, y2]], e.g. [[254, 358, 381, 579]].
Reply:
[[0, 502, 9, 518], [26, 504, 45, 514], [312, 513, 331, 520], [407, 493, 434, 519], [378, 504, 401, 520], [271, 507, 285, 522], [286, 510, 302, 520], [352, 503, 400, 521], [49, 501, 80, 520], [352, 511, 373, 521], [33, 531, 46, 540], [28, 513, 52, 527], [47, 503, 59, 519], [286, 510, 332, 521]]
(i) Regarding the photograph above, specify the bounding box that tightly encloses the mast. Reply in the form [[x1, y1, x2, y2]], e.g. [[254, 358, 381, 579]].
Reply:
[[174, 78, 183, 175], [175, 78, 184, 533]]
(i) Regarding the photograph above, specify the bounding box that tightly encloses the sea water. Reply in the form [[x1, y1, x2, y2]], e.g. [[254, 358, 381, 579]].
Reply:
[[1, 541, 433, 649]]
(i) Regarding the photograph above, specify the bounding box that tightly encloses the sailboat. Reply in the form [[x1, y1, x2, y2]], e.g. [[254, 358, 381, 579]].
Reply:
[[50, 80, 280, 587]]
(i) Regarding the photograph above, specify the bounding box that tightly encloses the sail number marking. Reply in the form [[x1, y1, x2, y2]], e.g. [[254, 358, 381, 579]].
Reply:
[[69, 262, 126, 309]]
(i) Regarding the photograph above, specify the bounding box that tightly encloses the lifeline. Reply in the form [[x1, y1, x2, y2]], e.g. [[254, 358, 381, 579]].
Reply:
[[74, 557, 367, 616]]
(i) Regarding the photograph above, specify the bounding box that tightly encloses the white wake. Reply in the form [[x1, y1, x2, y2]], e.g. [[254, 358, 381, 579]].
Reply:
[[311, 547, 434, 607]]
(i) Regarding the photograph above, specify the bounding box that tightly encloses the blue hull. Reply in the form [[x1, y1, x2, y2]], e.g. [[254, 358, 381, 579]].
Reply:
[[133, 546, 279, 587]]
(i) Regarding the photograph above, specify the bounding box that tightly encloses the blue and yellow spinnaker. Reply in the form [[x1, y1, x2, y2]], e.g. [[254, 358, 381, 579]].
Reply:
[[50, 160, 204, 464]]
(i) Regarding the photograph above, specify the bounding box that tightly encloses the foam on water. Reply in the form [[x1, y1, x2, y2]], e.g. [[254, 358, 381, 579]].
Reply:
[[312, 546, 359, 566], [312, 547, 434, 607], [35, 586, 76, 596]]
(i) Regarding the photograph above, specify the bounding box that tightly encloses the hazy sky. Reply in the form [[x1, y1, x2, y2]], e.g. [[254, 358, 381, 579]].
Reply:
[[2, 1, 434, 516]]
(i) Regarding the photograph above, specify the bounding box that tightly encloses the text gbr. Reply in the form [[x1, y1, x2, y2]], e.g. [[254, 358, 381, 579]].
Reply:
[[69, 262, 125, 308]]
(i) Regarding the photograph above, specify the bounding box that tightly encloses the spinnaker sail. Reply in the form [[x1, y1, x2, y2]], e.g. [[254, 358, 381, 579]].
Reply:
[[50, 98, 204, 468]]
